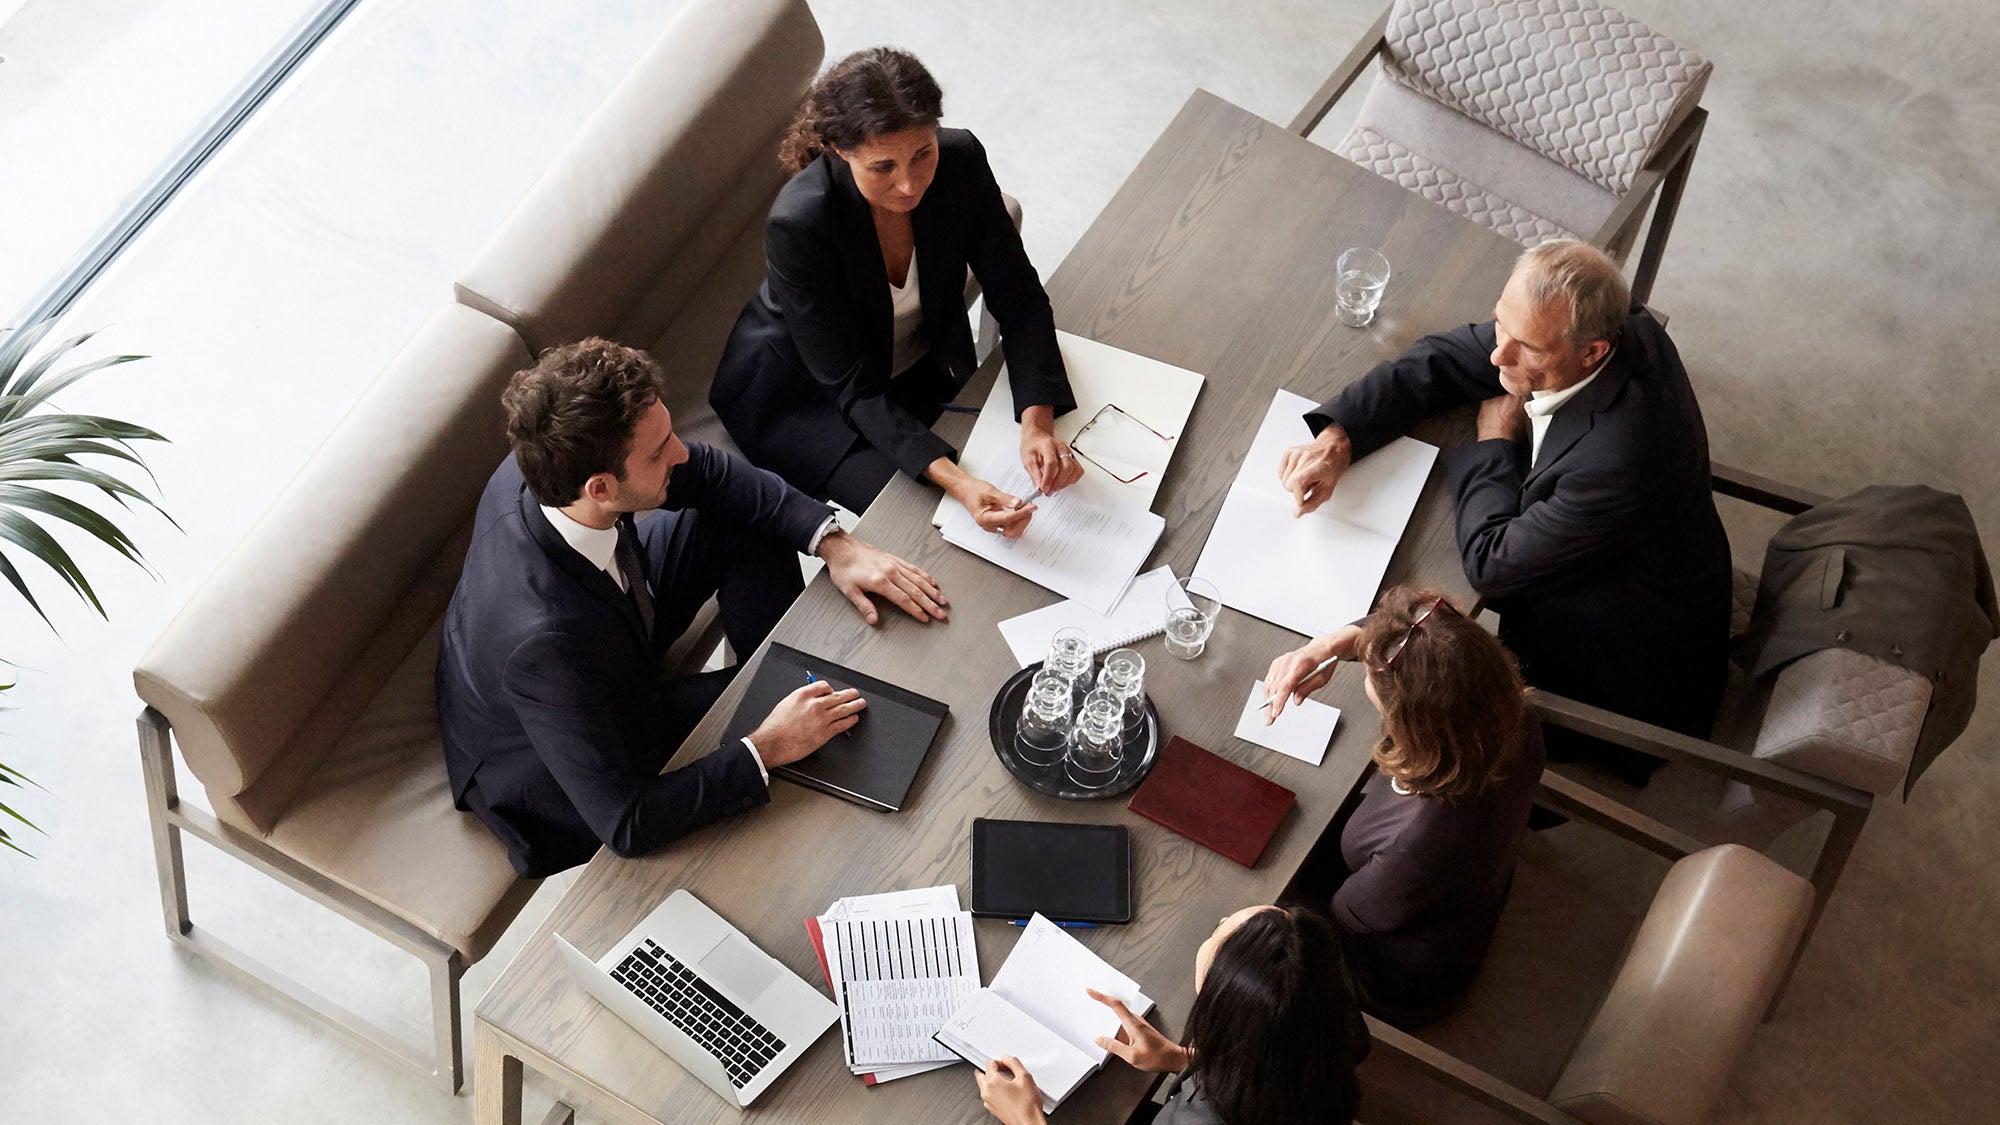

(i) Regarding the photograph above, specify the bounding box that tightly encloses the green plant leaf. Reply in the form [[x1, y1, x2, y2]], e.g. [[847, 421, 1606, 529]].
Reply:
[[0, 319, 60, 383], [0, 549, 54, 628], [0, 798, 42, 835], [0, 509, 107, 616], [0, 832, 33, 858], [0, 353, 149, 424], [0, 485, 148, 567]]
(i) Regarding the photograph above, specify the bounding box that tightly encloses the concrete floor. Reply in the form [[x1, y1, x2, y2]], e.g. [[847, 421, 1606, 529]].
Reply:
[[0, 0, 1996, 1122]]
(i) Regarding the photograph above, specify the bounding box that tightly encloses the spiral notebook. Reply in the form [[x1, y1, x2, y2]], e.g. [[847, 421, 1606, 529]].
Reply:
[[995, 567, 1192, 667]]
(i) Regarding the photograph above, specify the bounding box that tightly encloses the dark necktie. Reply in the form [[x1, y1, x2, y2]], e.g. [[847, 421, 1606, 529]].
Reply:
[[613, 517, 655, 641]]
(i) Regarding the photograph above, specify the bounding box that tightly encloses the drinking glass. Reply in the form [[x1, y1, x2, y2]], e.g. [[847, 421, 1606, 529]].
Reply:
[[1046, 626, 1094, 701], [1336, 247, 1391, 327], [1097, 647, 1147, 738], [1066, 689, 1125, 789], [1016, 669, 1075, 767], [1164, 577, 1221, 660]]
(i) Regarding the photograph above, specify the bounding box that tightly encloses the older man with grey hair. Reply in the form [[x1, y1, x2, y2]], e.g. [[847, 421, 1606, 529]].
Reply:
[[1272, 239, 1731, 784]]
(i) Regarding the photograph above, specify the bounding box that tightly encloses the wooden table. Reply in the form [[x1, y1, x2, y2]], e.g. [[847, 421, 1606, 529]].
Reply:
[[473, 90, 1522, 1125]]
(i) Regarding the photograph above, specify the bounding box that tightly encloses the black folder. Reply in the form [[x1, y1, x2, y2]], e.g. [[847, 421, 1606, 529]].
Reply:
[[719, 643, 949, 812]]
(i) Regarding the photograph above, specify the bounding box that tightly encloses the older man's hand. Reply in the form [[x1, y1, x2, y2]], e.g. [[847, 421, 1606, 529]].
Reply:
[[1476, 393, 1530, 444], [1279, 424, 1354, 517]]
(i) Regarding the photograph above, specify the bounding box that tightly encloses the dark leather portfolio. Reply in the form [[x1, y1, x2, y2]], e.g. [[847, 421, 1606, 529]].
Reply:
[[1127, 736, 1294, 868]]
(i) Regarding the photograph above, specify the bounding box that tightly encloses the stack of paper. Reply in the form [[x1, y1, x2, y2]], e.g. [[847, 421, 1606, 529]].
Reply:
[[1193, 390, 1437, 638], [1234, 679, 1342, 766], [805, 886, 979, 1084], [934, 914, 1153, 1114], [941, 462, 1163, 615], [995, 566, 1193, 667]]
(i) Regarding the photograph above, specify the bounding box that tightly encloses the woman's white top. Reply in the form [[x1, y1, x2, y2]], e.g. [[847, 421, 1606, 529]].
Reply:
[[888, 252, 929, 376]]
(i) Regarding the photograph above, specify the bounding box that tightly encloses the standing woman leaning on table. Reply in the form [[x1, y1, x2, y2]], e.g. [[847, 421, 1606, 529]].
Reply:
[[710, 47, 1082, 535], [974, 905, 1367, 1125]]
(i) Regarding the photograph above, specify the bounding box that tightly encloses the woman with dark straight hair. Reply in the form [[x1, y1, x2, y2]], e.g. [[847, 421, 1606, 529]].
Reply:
[[974, 905, 1368, 1125], [1263, 585, 1544, 1017], [711, 47, 1081, 535]]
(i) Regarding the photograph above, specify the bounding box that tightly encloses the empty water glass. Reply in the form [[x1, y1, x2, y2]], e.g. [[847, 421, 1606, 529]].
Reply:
[[1097, 647, 1147, 737], [1336, 247, 1391, 327], [1066, 689, 1125, 789], [1164, 576, 1221, 660], [1016, 669, 1074, 767], [1046, 626, 1094, 700]]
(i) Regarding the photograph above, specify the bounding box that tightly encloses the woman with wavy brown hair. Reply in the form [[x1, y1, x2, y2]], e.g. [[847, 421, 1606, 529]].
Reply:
[[710, 47, 1080, 535], [1263, 585, 1544, 1018]]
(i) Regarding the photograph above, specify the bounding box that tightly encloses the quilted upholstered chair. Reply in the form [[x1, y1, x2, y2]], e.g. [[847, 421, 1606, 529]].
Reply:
[[1292, 0, 1712, 306]]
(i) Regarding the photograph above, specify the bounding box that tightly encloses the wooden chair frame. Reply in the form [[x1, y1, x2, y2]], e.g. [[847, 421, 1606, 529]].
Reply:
[[138, 705, 491, 1093], [1288, 4, 1708, 307], [1360, 733, 1799, 1124]]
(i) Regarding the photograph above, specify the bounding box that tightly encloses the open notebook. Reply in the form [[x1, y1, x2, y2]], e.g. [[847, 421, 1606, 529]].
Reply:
[[933, 914, 1153, 1114], [995, 567, 1191, 667], [1193, 389, 1437, 637]]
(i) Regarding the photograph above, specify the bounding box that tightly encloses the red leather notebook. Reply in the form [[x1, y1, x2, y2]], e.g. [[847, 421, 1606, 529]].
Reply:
[[1128, 736, 1295, 868]]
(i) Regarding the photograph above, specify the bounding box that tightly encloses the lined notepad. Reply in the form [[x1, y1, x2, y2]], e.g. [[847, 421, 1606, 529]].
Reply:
[[995, 567, 1191, 667]]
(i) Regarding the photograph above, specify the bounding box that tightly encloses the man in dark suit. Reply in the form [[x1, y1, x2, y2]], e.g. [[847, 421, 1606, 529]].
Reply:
[[1280, 240, 1731, 781], [439, 338, 949, 876]]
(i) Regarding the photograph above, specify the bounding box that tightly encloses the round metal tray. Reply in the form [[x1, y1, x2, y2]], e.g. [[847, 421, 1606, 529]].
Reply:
[[987, 662, 1160, 800]]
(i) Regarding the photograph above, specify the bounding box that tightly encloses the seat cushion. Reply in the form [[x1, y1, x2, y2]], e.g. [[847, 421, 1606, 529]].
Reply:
[[1549, 844, 1811, 1125], [262, 614, 534, 962], [1380, 0, 1711, 195], [1337, 75, 1617, 247]]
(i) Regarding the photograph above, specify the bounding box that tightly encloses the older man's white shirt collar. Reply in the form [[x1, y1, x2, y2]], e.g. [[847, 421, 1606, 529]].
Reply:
[[539, 504, 627, 592], [1524, 348, 1614, 466]]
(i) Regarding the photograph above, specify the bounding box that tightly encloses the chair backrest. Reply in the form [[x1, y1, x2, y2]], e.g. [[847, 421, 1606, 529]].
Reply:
[[1547, 844, 1811, 1125], [133, 304, 532, 826], [1379, 0, 1711, 195], [453, 0, 822, 359]]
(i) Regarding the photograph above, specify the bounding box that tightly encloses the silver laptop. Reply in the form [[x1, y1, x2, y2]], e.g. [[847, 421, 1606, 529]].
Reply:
[[555, 889, 838, 1108]]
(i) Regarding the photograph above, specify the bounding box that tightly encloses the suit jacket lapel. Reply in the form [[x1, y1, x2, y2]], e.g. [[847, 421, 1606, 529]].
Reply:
[[827, 158, 894, 356], [517, 486, 649, 645], [1523, 354, 1633, 488]]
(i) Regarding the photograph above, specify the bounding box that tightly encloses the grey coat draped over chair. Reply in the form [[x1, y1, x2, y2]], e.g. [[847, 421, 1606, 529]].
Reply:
[[1736, 484, 1997, 796]]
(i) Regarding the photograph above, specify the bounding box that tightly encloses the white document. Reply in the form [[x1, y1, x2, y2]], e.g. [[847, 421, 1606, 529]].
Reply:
[[934, 914, 1155, 1113], [995, 566, 1192, 667], [1234, 679, 1342, 766], [936, 331, 1206, 525], [1193, 390, 1437, 638], [817, 886, 964, 1082], [941, 463, 1163, 615], [825, 912, 981, 1070]]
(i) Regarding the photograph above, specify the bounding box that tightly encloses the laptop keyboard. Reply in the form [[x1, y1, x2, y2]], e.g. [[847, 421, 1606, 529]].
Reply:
[[609, 939, 787, 1089]]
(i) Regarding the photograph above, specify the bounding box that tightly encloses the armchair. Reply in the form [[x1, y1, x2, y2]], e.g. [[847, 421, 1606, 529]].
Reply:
[[1292, 0, 1712, 306]]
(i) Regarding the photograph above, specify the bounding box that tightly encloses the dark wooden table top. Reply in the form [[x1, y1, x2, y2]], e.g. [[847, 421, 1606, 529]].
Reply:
[[474, 89, 1522, 1125]]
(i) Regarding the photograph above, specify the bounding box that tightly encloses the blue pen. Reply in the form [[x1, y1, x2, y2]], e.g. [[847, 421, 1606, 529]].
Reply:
[[807, 671, 856, 737], [1009, 919, 1100, 930]]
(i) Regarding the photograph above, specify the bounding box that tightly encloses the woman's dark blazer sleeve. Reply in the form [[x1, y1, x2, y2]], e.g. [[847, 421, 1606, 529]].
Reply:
[[956, 132, 1075, 425]]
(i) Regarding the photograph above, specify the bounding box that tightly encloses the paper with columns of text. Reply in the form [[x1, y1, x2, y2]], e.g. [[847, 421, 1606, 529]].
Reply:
[[941, 462, 1162, 615]]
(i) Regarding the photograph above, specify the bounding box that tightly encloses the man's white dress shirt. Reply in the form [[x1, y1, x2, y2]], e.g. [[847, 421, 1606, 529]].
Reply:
[[1523, 349, 1614, 468]]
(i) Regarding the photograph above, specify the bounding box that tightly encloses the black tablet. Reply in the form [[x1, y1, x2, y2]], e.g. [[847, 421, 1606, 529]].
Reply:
[[970, 818, 1133, 924]]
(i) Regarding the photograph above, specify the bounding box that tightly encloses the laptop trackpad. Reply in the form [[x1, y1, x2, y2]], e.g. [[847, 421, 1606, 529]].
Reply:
[[699, 933, 780, 1002]]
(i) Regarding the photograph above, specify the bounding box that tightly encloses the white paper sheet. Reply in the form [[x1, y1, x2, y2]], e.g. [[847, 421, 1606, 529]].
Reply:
[[936, 331, 1206, 525], [1193, 390, 1437, 637], [934, 992, 1096, 1115], [825, 913, 981, 1069], [1233, 679, 1341, 766], [987, 915, 1151, 1063], [941, 463, 1163, 614], [815, 887, 963, 1083], [994, 566, 1190, 667]]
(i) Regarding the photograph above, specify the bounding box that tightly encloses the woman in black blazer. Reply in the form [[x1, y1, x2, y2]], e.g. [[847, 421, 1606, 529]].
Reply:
[[1263, 586, 1545, 1018], [711, 48, 1081, 533], [973, 905, 1367, 1125]]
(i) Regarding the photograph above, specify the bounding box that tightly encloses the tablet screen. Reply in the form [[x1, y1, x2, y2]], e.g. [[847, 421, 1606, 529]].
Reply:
[[970, 818, 1132, 924]]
